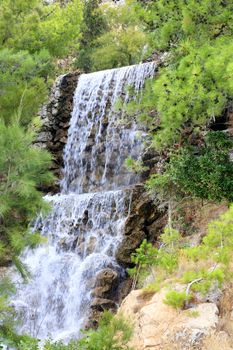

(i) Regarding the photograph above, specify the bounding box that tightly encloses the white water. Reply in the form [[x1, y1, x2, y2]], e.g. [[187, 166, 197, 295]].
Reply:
[[12, 62, 156, 341]]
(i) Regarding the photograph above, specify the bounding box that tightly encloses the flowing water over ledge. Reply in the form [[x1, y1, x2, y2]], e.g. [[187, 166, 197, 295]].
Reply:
[[12, 62, 156, 341]]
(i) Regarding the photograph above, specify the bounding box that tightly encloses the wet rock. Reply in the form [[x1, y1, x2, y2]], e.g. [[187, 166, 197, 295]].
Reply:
[[116, 185, 166, 266], [91, 298, 117, 311], [95, 268, 118, 289], [35, 72, 80, 193], [37, 131, 53, 142], [116, 229, 146, 266], [85, 236, 97, 255]]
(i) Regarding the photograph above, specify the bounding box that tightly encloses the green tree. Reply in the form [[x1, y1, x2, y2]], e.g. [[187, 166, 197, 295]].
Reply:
[[0, 0, 83, 57], [0, 121, 53, 272], [0, 49, 52, 126], [80, 0, 150, 71], [75, 0, 107, 72], [138, 0, 233, 52]]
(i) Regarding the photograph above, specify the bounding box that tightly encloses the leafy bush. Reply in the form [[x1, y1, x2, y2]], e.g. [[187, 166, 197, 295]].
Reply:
[[163, 290, 189, 309], [130, 206, 233, 308], [147, 132, 233, 202], [129, 228, 182, 288], [0, 49, 52, 126]]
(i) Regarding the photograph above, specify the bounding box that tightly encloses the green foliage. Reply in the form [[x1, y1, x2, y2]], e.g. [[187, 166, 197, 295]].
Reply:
[[91, 26, 147, 71], [132, 37, 233, 147], [147, 132, 233, 202], [79, 0, 150, 71], [156, 228, 182, 273], [151, 38, 233, 147], [141, 0, 233, 51], [203, 205, 233, 264], [0, 49, 52, 126], [131, 239, 158, 267], [129, 228, 182, 288], [0, 0, 83, 127], [75, 0, 107, 72], [128, 239, 157, 288], [0, 0, 83, 57], [125, 157, 148, 173], [0, 121, 53, 271], [131, 206, 233, 308], [18, 312, 134, 350], [182, 206, 233, 295], [77, 311, 133, 350], [163, 290, 189, 310]]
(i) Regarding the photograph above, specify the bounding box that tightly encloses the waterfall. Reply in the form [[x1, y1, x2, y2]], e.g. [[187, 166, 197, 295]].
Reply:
[[12, 62, 156, 342]]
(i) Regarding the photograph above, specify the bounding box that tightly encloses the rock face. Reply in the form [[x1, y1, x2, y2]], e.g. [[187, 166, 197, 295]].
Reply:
[[116, 185, 166, 267], [119, 289, 220, 350], [36, 72, 80, 192]]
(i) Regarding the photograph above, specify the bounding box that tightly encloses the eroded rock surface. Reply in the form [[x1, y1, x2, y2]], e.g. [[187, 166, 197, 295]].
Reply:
[[119, 289, 220, 350], [36, 72, 80, 191], [116, 185, 166, 267]]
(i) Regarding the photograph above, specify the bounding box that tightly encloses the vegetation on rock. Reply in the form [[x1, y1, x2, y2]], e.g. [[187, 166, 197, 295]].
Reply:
[[129, 205, 233, 310]]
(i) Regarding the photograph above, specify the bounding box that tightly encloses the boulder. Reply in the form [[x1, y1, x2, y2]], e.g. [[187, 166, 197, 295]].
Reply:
[[92, 268, 119, 299]]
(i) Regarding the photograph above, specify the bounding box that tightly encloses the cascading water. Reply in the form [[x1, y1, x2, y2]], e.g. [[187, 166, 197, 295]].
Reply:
[[12, 62, 156, 341]]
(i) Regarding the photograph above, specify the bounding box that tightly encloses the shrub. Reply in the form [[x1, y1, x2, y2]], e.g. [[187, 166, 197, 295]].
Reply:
[[163, 290, 189, 310], [147, 132, 233, 202], [18, 312, 134, 350]]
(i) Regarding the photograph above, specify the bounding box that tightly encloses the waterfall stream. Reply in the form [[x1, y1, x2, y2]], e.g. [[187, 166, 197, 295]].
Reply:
[[12, 62, 156, 341]]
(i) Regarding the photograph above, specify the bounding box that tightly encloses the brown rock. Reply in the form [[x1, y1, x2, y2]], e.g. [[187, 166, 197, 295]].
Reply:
[[119, 288, 219, 350], [116, 229, 146, 266], [95, 268, 118, 288], [91, 298, 117, 311], [36, 71, 80, 193]]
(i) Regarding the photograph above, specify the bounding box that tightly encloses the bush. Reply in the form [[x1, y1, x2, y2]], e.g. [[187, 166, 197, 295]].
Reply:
[[147, 132, 233, 202], [163, 290, 189, 309], [17, 312, 134, 350]]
